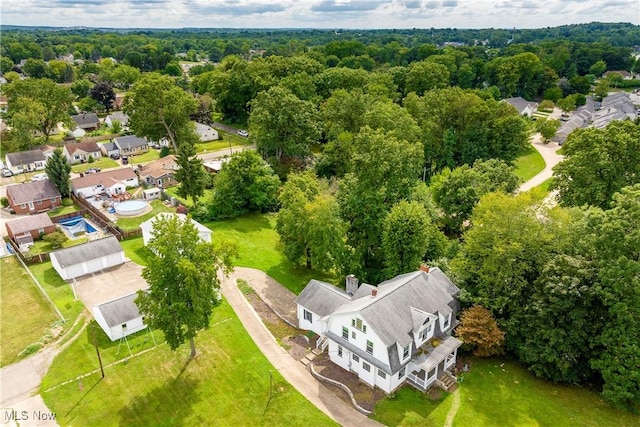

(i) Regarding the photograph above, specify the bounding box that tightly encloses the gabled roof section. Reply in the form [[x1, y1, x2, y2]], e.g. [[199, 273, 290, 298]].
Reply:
[[51, 236, 122, 268], [6, 180, 61, 205], [6, 149, 46, 165], [71, 167, 136, 189], [65, 141, 101, 155], [71, 113, 100, 128], [94, 292, 144, 327], [114, 135, 149, 150], [295, 279, 352, 317], [6, 213, 54, 235]]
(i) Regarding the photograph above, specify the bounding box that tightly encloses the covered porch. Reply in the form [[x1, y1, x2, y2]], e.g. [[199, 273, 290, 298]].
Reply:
[[406, 335, 462, 391]]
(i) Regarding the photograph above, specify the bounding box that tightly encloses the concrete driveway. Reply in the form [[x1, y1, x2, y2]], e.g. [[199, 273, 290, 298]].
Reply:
[[74, 261, 148, 309]]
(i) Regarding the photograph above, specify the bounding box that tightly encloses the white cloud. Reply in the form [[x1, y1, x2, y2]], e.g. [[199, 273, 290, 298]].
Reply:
[[0, 0, 636, 28]]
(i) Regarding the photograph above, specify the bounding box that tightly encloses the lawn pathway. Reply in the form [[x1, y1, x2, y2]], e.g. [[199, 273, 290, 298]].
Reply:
[[444, 389, 461, 427]]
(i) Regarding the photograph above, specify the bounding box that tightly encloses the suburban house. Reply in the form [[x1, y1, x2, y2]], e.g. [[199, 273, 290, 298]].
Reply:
[[63, 141, 103, 164], [104, 112, 129, 131], [6, 213, 56, 241], [591, 92, 637, 129], [100, 141, 120, 158], [6, 181, 62, 214], [195, 122, 219, 142], [5, 149, 47, 174], [92, 292, 147, 341], [203, 158, 230, 173], [50, 236, 125, 281], [504, 97, 539, 117], [552, 99, 595, 144], [140, 213, 212, 246], [71, 167, 139, 198], [114, 135, 149, 156], [71, 113, 100, 131], [296, 267, 462, 394], [138, 155, 178, 188]]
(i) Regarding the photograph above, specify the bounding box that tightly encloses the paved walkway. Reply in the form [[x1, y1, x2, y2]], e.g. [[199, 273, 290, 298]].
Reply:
[[221, 268, 382, 427], [519, 133, 564, 192]]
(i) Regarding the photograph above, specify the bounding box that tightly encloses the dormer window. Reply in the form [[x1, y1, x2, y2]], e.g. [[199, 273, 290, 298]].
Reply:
[[403, 344, 410, 359], [443, 314, 450, 329], [419, 323, 432, 341]]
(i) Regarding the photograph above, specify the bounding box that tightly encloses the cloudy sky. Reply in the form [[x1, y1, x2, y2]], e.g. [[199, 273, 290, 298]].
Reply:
[[1, 0, 638, 29]]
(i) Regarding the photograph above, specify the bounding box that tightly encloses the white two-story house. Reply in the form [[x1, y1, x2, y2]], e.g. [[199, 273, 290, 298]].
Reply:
[[296, 267, 462, 394]]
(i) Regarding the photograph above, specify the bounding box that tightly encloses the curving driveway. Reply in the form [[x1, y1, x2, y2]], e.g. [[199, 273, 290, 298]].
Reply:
[[519, 133, 564, 192]]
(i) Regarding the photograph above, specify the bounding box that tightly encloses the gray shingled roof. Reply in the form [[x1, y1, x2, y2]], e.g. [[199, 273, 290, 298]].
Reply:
[[6, 213, 54, 236], [71, 113, 100, 129], [6, 149, 46, 166], [51, 236, 122, 268], [6, 180, 61, 205], [334, 270, 456, 348], [94, 292, 143, 327], [295, 279, 352, 317], [114, 135, 149, 150]]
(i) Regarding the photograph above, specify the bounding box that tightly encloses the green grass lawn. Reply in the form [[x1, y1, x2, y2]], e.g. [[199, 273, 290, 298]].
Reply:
[[195, 139, 237, 154], [514, 144, 546, 182], [48, 202, 82, 217], [41, 302, 337, 427], [71, 158, 120, 173], [205, 213, 337, 294], [120, 237, 154, 267], [163, 187, 213, 208], [29, 262, 85, 325], [375, 358, 640, 427], [27, 236, 89, 255], [0, 257, 59, 366], [537, 177, 555, 193], [115, 200, 176, 231], [129, 149, 161, 165]]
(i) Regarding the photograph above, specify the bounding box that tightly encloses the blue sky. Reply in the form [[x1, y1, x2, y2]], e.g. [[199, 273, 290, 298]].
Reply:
[[1, 0, 638, 29]]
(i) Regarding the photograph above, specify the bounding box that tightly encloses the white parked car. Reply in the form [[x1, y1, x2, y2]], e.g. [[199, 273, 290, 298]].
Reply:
[[238, 130, 249, 137], [31, 173, 49, 182]]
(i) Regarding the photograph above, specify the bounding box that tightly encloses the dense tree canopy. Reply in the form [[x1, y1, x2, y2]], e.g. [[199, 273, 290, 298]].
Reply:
[[45, 148, 72, 198]]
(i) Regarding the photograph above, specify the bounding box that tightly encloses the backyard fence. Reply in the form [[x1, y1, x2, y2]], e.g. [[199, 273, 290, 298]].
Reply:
[[50, 209, 89, 224], [8, 239, 50, 264]]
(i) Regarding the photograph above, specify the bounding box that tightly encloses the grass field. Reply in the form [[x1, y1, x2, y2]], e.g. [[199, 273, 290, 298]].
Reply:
[[128, 149, 161, 165], [71, 158, 120, 173], [47, 202, 82, 217], [374, 358, 640, 427], [28, 262, 85, 325], [205, 213, 337, 294], [41, 302, 337, 427], [0, 257, 59, 366], [514, 144, 546, 182], [27, 236, 89, 255]]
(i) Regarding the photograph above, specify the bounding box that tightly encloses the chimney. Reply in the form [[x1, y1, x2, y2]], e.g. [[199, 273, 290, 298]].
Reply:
[[419, 264, 430, 274], [371, 288, 378, 298], [345, 274, 359, 296]]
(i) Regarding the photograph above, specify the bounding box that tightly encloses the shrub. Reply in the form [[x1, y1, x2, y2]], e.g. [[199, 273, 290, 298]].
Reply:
[[61, 198, 74, 206], [0, 197, 8, 208], [43, 231, 69, 249], [160, 146, 170, 158], [88, 155, 95, 163]]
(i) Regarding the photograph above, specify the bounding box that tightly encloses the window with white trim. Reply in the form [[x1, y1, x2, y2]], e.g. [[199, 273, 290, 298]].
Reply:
[[337, 346, 343, 357], [342, 327, 349, 340], [428, 367, 436, 380], [403, 344, 410, 359], [303, 309, 312, 322], [351, 330, 356, 340], [398, 367, 406, 379], [352, 354, 360, 362], [366, 340, 373, 355], [443, 314, 450, 329], [352, 317, 367, 333], [419, 323, 432, 341], [362, 362, 370, 372], [378, 370, 386, 379]]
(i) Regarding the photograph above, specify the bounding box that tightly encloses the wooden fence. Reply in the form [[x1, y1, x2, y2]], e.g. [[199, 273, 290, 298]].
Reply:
[[8, 239, 50, 264], [49, 209, 89, 224]]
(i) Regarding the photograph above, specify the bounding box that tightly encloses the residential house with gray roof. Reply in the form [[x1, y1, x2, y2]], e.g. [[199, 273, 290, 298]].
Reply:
[[296, 267, 462, 393], [114, 135, 149, 156], [71, 113, 100, 131], [5, 149, 47, 174], [6, 180, 62, 214]]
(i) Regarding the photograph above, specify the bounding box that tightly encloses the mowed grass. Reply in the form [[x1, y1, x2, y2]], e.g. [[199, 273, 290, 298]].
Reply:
[[514, 144, 546, 182], [128, 149, 161, 165], [376, 358, 640, 427], [205, 213, 337, 294], [71, 157, 120, 173], [29, 261, 85, 325], [0, 257, 59, 366], [373, 386, 453, 426], [41, 302, 337, 427]]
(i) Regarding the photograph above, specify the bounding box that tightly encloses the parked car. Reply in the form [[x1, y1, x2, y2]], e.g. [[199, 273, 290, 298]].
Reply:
[[122, 156, 129, 165], [31, 173, 49, 181], [85, 168, 101, 174], [1, 168, 12, 177], [110, 153, 120, 160], [238, 130, 249, 137]]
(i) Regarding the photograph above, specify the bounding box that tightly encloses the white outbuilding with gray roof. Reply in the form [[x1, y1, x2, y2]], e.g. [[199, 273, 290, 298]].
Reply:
[[92, 292, 147, 341], [50, 236, 125, 280]]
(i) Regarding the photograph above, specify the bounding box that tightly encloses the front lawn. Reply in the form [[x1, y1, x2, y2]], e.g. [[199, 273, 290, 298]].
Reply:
[[115, 200, 176, 231], [206, 213, 337, 294], [374, 358, 640, 426], [48, 202, 82, 217], [128, 149, 161, 165], [71, 157, 120, 173], [514, 144, 545, 182], [41, 302, 337, 426], [0, 256, 59, 366]]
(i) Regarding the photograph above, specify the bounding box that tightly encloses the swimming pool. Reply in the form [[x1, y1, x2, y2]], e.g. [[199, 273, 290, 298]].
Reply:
[[115, 200, 149, 216], [58, 216, 98, 236]]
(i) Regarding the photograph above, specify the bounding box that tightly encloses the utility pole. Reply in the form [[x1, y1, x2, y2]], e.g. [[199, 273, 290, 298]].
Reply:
[[91, 326, 105, 378]]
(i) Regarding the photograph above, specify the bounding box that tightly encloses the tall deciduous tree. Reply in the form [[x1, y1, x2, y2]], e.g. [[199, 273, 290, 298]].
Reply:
[[208, 150, 280, 220], [249, 86, 321, 166], [45, 148, 72, 198], [455, 305, 505, 357], [552, 121, 640, 209], [124, 73, 198, 151], [5, 78, 73, 143], [136, 214, 236, 358], [90, 82, 116, 113], [174, 129, 209, 205]]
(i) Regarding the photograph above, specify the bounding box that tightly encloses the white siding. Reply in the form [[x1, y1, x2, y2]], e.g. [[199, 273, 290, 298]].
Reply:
[[297, 305, 323, 335], [109, 316, 146, 341]]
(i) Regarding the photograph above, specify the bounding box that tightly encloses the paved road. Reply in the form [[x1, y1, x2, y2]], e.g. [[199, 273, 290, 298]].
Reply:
[[519, 133, 564, 192], [221, 268, 383, 427]]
